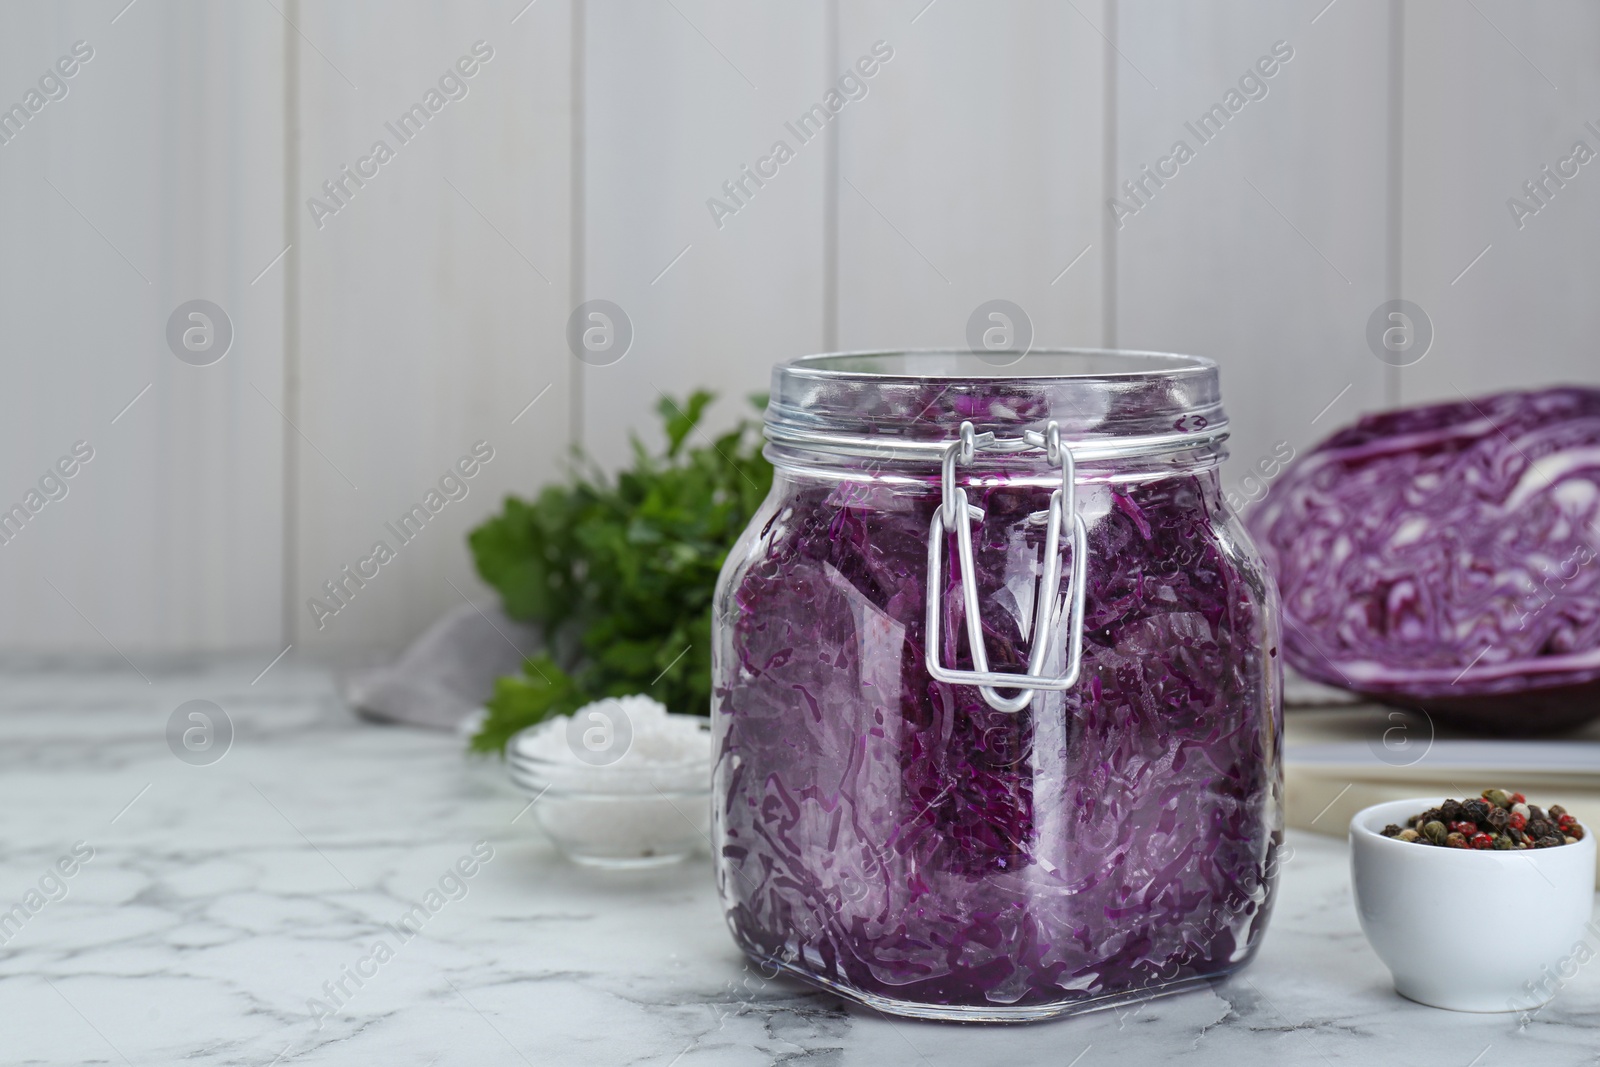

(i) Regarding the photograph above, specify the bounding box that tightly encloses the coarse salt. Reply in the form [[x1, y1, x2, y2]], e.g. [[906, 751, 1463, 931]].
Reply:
[[512, 695, 710, 767]]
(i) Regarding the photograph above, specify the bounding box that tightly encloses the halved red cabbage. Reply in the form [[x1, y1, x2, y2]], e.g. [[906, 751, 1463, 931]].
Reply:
[[1248, 387, 1600, 730]]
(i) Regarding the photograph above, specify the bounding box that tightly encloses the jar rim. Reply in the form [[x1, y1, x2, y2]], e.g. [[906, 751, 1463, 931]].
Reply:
[[781, 348, 1218, 381], [767, 348, 1228, 462]]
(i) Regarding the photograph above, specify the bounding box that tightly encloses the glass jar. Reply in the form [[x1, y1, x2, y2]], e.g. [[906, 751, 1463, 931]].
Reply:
[[710, 351, 1283, 1021]]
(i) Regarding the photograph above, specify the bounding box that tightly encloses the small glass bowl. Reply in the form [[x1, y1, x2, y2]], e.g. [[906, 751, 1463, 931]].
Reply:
[[508, 717, 712, 869]]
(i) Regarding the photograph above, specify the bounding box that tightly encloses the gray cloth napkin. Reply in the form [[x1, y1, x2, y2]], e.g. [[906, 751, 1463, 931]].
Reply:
[[343, 602, 541, 729]]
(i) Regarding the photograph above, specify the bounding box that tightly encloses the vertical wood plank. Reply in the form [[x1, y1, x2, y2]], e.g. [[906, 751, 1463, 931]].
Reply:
[[0, 1, 286, 654], [835, 0, 1110, 358], [1398, 0, 1600, 406], [291, 0, 573, 650], [1113, 0, 1393, 504], [578, 0, 830, 470]]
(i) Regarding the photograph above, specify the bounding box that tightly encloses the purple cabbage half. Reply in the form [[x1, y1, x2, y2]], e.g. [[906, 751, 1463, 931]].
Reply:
[[1248, 387, 1600, 731], [713, 465, 1280, 1013]]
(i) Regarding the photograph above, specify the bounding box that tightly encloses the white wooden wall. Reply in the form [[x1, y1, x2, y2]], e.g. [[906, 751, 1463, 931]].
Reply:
[[1398, 0, 1600, 405], [1115, 0, 1392, 499], [290, 0, 573, 652], [1, 0, 1595, 657], [0, 3, 287, 654]]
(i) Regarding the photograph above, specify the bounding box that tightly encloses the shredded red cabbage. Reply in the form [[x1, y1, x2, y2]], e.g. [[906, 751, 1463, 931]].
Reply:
[[1249, 387, 1600, 730], [712, 467, 1280, 1013]]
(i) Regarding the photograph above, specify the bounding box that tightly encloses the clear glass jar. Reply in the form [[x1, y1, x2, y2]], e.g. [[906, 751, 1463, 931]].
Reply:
[[711, 351, 1283, 1021]]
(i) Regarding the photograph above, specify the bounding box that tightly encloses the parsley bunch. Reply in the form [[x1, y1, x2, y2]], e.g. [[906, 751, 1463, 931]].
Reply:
[[466, 391, 772, 753]]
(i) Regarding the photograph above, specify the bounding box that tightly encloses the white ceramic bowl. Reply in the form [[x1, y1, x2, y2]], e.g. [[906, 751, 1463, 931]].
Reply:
[[1351, 797, 1597, 1012]]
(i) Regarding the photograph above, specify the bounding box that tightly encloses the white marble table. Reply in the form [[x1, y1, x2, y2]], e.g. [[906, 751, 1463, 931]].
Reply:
[[4, 660, 1599, 1066]]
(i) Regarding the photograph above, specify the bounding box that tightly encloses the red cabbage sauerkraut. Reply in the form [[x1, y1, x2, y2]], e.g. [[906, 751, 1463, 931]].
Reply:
[[712, 460, 1282, 1015], [1249, 387, 1600, 731]]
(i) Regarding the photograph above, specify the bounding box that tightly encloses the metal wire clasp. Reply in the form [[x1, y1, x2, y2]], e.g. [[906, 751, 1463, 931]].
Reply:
[[924, 420, 1088, 712]]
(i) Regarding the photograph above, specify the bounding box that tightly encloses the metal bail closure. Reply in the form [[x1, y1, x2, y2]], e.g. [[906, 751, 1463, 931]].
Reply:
[[924, 420, 1088, 713]]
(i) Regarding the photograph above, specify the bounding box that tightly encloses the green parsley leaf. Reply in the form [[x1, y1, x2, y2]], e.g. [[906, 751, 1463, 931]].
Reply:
[[467, 393, 772, 753]]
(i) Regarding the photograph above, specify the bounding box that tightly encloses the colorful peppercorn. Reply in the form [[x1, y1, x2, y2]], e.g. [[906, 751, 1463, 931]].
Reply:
[[1386, 792, 1584, 849]]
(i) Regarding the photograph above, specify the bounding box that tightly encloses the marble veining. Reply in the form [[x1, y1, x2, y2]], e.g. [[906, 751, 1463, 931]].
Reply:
[[1, 659, 1598, 1065]]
